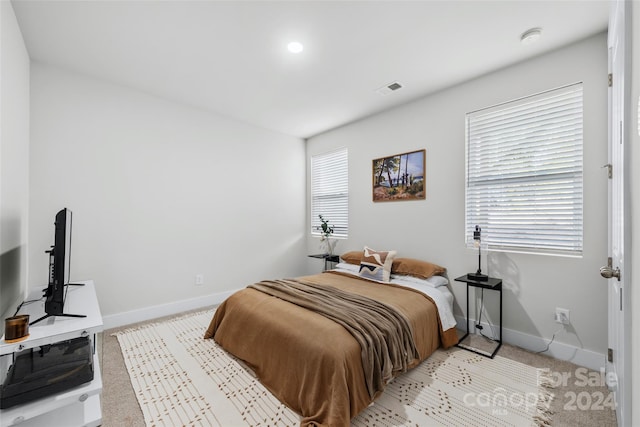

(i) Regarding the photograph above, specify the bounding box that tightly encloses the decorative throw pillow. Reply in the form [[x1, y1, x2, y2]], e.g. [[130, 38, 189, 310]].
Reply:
[[359, 246, 396, 282], [391, 257, 446, 279], [340, 251, 364, 265]]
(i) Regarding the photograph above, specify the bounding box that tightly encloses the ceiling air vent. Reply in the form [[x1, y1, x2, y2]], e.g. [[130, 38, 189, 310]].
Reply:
[[375, 81, 404, 96]]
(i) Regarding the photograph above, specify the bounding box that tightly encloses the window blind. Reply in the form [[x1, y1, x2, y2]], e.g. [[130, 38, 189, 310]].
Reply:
[[465, 83, 583, 256], [311, 148, 348, 237]]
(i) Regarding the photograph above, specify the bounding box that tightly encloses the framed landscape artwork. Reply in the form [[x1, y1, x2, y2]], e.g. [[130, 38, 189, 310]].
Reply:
[[372, 149, 425, 202]]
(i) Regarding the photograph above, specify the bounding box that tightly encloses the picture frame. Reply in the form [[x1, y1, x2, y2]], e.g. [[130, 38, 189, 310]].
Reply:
[[372, 149, 425, 202]]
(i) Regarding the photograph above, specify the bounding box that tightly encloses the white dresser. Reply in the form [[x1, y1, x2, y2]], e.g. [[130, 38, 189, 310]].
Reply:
[[0, 281, 103, 427]]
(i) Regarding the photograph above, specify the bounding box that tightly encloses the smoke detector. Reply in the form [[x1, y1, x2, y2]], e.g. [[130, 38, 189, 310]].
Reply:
[[375, 81, 404, 96]]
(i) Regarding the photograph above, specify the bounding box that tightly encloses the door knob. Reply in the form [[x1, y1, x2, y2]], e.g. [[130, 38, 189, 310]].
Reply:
[[600, 265, 621, 281]]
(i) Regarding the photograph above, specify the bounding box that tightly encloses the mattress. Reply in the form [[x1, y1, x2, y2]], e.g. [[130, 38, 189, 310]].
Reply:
[[204, 271, 458, 426]]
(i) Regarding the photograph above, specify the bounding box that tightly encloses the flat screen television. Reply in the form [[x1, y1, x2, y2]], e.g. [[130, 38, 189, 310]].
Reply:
[[30, 208, 85, 325]]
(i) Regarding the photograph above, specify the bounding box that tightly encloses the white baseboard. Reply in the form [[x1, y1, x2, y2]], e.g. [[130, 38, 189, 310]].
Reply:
[[455, 316, 606, 371], [103, 297, 605, 371], [102, 289, 239, 330]]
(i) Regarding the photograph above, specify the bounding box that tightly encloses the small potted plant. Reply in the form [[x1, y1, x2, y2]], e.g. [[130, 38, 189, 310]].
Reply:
[[318, 214, 337, 255]]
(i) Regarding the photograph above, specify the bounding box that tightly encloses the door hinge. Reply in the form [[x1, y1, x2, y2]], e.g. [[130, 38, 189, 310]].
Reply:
[[608, 73, 613, 87], [608, 348, 613, 362]]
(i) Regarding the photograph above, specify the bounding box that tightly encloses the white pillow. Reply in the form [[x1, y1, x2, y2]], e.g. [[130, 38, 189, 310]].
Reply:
[[336, 262, 448, 287], [334, 262, 359, 273], [391, 274, 449, 288], [426, 275, 449, 287]]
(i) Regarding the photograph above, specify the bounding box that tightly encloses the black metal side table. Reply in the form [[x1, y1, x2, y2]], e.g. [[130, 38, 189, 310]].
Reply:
[[454, 274, 503, 358], [308, 254, 340, 271]]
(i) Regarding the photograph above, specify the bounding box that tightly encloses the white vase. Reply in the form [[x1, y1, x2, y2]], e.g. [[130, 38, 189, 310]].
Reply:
[[323, 238, 337, 255]]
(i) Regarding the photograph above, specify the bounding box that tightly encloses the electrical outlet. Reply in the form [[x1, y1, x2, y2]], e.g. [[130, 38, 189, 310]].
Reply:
[[555, 307, 570, 324], [195, 274, 204, 286]]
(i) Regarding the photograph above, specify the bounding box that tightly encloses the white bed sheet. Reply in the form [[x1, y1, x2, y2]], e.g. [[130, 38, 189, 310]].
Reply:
[[330, 264, 457, 331]]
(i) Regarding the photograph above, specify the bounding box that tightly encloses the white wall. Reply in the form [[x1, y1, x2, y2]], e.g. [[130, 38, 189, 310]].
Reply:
[[29, 63, 307, 321], [0, 0, 30, 319], [306, 34, 608, 365]]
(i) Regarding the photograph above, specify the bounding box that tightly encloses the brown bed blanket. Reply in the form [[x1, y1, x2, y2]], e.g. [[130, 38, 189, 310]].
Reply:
[[248, 278, 420, 399], [204, 272, 458, 427]]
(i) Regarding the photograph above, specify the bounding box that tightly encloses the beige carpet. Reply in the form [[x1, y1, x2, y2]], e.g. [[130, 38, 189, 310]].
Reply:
[[110, 308, 558, 427]]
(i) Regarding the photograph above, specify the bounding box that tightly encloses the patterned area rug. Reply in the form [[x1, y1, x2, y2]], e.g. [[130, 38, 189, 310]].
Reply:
[[114, 309, 554, 426]]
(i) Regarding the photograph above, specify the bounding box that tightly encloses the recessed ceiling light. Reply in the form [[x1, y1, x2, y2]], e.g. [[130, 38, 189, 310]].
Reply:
[[520, 28, 542, 45], [287, 41, 304, 54]]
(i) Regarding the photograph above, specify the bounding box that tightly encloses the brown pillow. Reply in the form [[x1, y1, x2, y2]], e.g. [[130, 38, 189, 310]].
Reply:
[[391, 257, 446, 279], [340, 250, 363, 265]]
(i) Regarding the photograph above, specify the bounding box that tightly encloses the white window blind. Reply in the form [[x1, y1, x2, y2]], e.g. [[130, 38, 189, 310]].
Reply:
[[311, 148, 348, 237], [465, 83, 583, 256]]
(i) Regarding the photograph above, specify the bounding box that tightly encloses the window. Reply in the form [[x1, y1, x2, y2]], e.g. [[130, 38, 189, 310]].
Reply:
[[311, 148, 348, 237], [465, 83, 583, 256]]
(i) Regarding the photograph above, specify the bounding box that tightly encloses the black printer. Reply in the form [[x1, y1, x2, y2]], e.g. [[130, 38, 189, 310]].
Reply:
[[0, 336, 94, 409]]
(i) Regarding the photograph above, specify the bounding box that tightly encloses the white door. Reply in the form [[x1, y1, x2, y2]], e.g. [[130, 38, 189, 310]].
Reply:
[[604, 1, 630, 425]]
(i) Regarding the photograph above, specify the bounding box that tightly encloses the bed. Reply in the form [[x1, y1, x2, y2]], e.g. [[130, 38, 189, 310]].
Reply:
[[204, 250, 458, 427]]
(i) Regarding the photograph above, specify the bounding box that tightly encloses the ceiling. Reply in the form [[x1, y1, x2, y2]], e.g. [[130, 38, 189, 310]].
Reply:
[[11, 0, 609, 139]]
